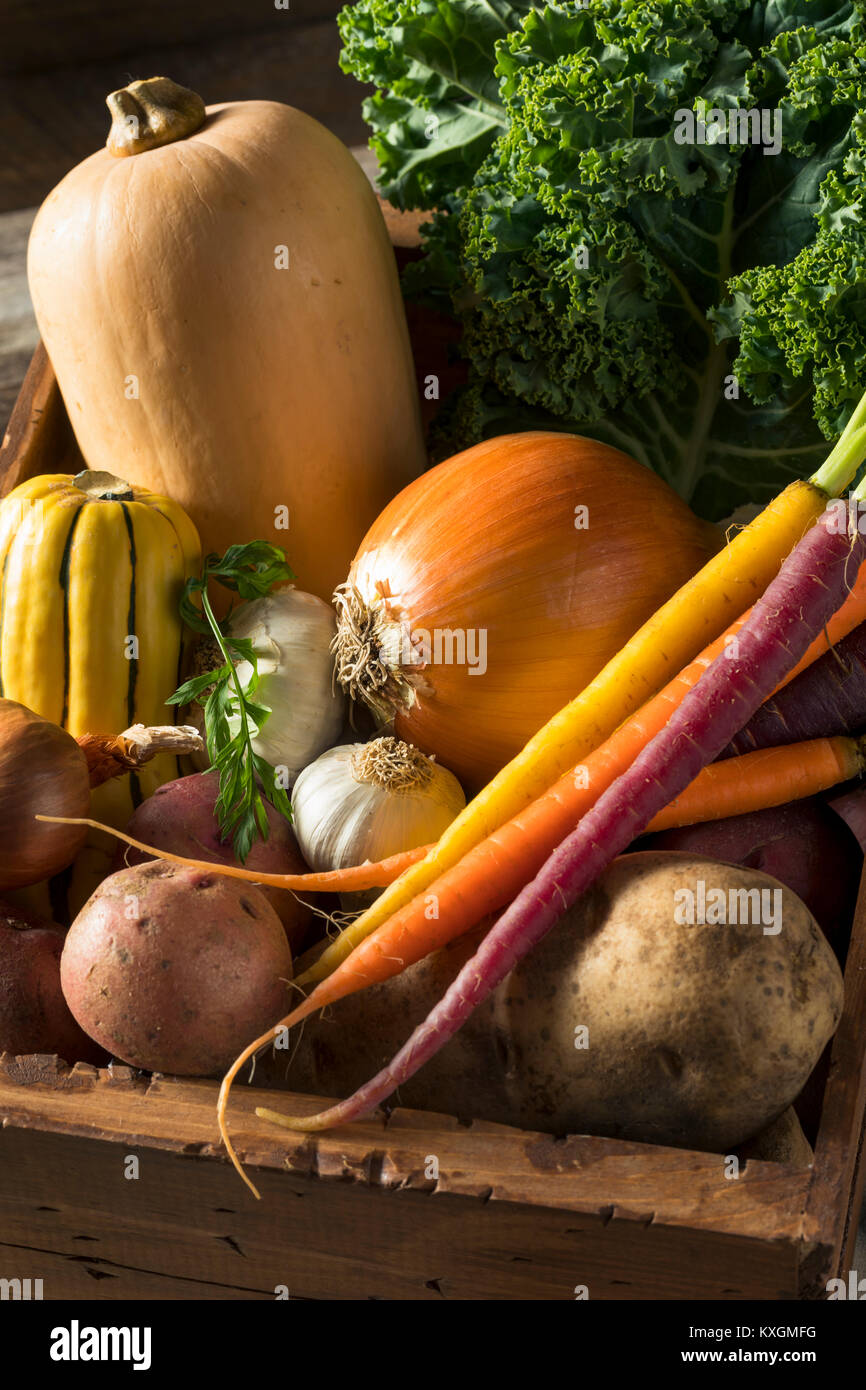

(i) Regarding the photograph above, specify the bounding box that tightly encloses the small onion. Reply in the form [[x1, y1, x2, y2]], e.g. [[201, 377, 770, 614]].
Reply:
[[0, 700, 90, 889], [291, 736, 465, 873], [0, 699, 203, 891], [333, 431, 718, 789]]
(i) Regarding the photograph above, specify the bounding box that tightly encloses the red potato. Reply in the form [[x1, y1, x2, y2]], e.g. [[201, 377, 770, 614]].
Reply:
[[640, 797, 862, 947], [0, 902, 104, 1063], [829, 786, 866, 852], [61, 861, 292, 1076], [119, 772, 316, 953]]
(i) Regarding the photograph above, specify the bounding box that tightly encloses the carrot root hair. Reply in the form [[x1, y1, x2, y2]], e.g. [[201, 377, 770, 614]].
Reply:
[[217, 991, 321, 1197], [217, 1024, 291, 1200]]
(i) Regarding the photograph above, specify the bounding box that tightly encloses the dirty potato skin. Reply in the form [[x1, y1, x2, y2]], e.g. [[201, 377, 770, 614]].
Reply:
[[60, 861, 293, 1076], [276, 853, 844, 1153]]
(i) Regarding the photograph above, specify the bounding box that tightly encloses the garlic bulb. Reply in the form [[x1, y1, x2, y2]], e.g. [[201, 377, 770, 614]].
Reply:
[[225, 586, 346, 786], [292, 737, 465, 872]]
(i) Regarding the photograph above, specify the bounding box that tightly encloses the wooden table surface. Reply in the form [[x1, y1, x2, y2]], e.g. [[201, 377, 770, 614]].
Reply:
[[0, 1, 369, 212], [0, 207, 41, 430]]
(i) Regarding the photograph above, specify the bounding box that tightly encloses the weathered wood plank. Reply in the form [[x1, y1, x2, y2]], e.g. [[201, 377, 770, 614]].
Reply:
[[0, 1054, 813, 1246], [800, 862, 866, 1294], [0, 206, 39, 429], [0, 341, 81, 494], [0, 1122, 802, 1300]]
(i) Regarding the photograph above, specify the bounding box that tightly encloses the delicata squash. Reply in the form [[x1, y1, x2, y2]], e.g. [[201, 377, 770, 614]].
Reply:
[[0, 470, 200, 910], [27, 78, 426, 604]]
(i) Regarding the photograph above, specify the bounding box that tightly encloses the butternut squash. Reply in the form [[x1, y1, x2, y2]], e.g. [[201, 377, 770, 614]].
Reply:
[[0, 469, 200, 913], [27, 78, 426, 604]]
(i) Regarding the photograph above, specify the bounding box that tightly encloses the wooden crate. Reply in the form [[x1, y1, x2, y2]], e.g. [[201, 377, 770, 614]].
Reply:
[[0, 220, 865, 1301]]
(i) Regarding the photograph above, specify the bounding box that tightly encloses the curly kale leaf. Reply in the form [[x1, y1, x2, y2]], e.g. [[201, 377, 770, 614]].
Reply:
[[338, 0, 536, 206], [341, 0, 866, 517]]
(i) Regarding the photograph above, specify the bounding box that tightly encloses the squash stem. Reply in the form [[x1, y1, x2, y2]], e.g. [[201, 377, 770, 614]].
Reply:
[[105, 77, 206, 157]]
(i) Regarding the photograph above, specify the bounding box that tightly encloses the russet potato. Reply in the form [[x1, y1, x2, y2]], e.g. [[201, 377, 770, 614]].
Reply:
[[276, 853, 844, 1153]]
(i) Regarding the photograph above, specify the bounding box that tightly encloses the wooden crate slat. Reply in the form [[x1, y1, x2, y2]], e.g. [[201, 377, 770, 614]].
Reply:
[[0, 1053, 813, 1245], [0, 1124, 803, 1301], [799, 862, 866, 1293], [0, 340, 82, 493]]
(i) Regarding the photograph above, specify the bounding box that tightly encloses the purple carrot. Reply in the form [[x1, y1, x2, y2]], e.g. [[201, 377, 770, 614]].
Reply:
[[723, 618, 866, 756], [256, 504, 866, 1134]]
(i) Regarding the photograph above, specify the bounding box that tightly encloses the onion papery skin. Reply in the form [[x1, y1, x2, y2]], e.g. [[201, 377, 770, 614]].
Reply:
[[336, 432, 719, 790], [0, 700, 90, 890]]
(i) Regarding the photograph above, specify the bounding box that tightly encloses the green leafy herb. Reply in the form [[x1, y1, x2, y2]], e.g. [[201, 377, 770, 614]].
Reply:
[[340, 0, 866, 518], [169, 542, 295, 862]]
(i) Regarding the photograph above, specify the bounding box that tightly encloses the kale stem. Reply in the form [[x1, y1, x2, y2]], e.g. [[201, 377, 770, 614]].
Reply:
[[812, 420, 866, 496]]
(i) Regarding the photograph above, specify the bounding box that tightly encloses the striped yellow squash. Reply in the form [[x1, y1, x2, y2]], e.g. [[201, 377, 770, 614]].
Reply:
[[0, 469, 200, 912]]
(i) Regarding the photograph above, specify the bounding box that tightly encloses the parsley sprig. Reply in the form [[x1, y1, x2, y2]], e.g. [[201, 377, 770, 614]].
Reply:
[[168, 542, 295, 862]]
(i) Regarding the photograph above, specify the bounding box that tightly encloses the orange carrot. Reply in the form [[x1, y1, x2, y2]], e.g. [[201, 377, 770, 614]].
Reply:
[[32, 816, 429, 893], [218, 589, 866, 1187], [646, 735, 864, 832], [218, 607, 866, 1190]]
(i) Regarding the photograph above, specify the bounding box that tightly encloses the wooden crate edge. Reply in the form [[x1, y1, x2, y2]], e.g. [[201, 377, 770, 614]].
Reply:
[[0, 1050, 814, 1258], [799, 861, 866, 1293]]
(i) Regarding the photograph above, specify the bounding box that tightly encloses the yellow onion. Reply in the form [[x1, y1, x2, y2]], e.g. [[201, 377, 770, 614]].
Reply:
[[0, 701, 90, 890], [333, 431, 719, 789], [0, 699, 203, 892]]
